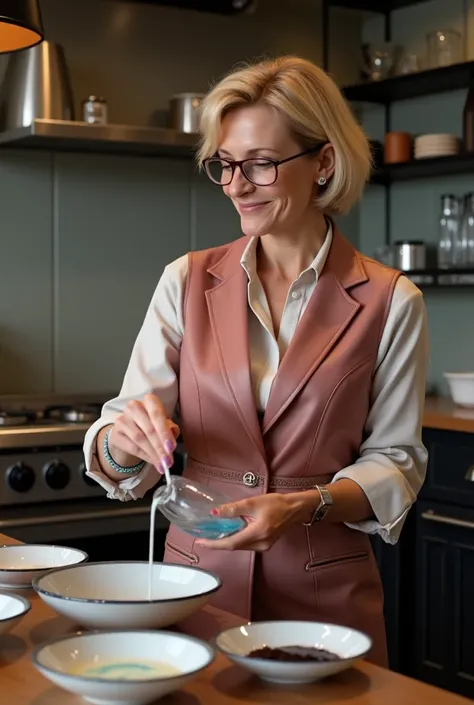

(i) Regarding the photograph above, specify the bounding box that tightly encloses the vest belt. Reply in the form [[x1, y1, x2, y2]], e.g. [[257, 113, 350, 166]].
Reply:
[[186, 457, 333, 490]]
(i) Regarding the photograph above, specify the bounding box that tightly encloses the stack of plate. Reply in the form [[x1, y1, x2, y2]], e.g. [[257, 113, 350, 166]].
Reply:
[[414, 134, 459, 159]]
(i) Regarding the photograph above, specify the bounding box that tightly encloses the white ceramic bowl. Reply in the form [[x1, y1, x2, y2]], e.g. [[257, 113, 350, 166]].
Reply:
[[32, 630, 215, 705], [33, 561, 222, 630], [0, 544, 88, 589], [216, 620, 372, 684], [444, 372, 474, 408], [0, 591, 31, 636]]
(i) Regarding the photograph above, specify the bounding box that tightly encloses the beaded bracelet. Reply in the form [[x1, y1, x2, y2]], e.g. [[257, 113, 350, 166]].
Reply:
[[103, 429, 146, 474]]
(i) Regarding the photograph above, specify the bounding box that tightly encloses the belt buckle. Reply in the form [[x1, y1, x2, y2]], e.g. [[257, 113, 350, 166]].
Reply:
[[242, 471, 258, 487]]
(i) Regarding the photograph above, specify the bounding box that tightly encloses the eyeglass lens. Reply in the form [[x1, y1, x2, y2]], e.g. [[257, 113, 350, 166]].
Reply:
[[205, 158, 278, 186]]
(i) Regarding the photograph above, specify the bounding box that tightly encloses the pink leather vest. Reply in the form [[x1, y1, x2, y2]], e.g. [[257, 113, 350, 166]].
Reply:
[[163, 227, 401, 667]]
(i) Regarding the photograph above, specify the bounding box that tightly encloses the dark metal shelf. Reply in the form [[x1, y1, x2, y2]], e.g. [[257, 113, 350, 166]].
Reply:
[[0, 119, 197, 159], [342, 61, 474, 104], [404, 269, 474, 288], [327, 0, 435, 12], [124, 0, 252, 13], [372, 153, 474, 185]]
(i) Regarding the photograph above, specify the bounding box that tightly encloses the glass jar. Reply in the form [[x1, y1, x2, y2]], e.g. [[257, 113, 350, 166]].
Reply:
[[427, 29, 462, 68], [460, 193, 474, 266], [438, 194, 462, 268], [82, 95, 108, 125]]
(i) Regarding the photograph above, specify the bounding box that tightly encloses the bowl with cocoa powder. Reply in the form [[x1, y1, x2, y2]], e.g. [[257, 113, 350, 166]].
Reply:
[[215, 621, 371, 684]]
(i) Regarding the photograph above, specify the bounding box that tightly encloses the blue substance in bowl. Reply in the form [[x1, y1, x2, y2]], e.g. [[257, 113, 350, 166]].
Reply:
[[185, 517, 246, 540]]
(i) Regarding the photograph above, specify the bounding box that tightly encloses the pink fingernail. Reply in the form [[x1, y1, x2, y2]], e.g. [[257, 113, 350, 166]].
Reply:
[[210, 509, 218, 516], [164, 439, 175, 454]]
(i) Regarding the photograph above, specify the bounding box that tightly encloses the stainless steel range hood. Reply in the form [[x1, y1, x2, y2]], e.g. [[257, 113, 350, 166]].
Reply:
[[0, 119, 198, 159], [125, 0, 256, 13]]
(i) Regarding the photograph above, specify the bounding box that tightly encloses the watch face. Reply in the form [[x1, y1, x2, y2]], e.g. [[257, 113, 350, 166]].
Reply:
[[302, 486, 332, 526], [314, 504, 329, 521], [314, 488, 333, 522]]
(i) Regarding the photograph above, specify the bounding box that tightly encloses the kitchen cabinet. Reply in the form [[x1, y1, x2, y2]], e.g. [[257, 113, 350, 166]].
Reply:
[[0, 150, 54, 393], [370, 524, 415, 675], [414, 499, 474, 698], [53, 155, 239, 394], [0, 148, 240, 396], [372, 425, 474, 699], [413, 428, 474, 698], [53, 152, 192, 394]]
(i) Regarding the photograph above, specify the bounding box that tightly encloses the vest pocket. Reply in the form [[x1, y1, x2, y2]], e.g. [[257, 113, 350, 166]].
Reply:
[[165, 540, 199, 565], [305, 550, 368, 572]]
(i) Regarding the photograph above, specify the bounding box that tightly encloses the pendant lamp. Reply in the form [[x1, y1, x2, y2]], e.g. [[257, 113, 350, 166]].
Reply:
[[0, 0, 44, 53]]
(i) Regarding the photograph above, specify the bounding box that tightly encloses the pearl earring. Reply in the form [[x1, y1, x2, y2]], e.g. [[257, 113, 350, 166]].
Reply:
[[317, 176, 327, 186]]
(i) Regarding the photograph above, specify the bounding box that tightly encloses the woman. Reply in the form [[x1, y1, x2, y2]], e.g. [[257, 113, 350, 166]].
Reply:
[[84, 56, 428, 667]]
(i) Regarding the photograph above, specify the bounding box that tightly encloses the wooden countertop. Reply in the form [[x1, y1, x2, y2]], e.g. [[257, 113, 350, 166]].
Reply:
[[0, 536, 470, 705], [424, 396, 474, 434]]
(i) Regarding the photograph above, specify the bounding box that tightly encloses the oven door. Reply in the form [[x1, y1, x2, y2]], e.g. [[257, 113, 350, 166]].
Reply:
[[0, 497, 169, 562]]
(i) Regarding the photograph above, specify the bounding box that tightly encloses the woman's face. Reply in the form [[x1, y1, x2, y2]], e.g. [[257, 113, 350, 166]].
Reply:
[[217, 104, 329, 239]]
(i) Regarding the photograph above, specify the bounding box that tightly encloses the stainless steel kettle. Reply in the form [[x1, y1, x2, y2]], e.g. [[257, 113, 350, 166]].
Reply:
[[0, 41, 75, 130]]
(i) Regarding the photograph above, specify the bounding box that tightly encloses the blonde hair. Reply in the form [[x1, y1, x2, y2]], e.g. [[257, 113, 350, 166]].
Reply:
[[197, 56, 372, 215]]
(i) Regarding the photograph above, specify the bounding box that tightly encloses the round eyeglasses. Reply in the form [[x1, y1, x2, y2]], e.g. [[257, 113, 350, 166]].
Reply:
[[203, 143, 327, 187]]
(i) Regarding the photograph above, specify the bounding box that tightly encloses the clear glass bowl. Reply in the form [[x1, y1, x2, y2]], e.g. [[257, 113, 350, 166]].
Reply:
[[153, 476, 246, 540]]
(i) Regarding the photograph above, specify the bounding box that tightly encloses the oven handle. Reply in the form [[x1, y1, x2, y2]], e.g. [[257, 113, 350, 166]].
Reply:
[[0, 505, 153, 530], [421, 509, 474, 531]]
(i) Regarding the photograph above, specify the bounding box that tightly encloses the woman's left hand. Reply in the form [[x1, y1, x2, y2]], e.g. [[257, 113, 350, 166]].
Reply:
[[195, 493, 307, 552]]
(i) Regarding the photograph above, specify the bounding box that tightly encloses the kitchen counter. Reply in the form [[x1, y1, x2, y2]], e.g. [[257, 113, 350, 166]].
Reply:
[[423, 396, 474, 434], [0, 537, 470, 705]]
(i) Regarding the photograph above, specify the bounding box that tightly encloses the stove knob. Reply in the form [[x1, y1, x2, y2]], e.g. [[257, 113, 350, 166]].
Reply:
[[7, 463, 35, 493], [80, 462, 96, 487], [44, 460, 70, 490]]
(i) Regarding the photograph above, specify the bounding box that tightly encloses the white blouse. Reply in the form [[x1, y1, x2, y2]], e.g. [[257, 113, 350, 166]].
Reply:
[[84, 224, 429, 545]]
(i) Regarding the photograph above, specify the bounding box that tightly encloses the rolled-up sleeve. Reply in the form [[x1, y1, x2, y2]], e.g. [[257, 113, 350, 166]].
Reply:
[[83, 255, 188, 501], [332, 276, 429, 544]]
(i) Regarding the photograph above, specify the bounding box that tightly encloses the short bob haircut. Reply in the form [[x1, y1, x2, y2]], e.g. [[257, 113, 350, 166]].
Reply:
[[197, 56, 372, 215]]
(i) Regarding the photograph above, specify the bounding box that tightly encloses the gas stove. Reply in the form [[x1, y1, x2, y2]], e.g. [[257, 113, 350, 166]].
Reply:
[[0, 395, 110, 507], [0, 403, 101, 427], [0, 403, 102, 447]]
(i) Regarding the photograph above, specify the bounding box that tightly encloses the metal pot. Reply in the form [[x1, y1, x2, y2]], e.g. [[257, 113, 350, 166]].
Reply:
[[169, 93, 205, 134], [393, 240, 427, 271]]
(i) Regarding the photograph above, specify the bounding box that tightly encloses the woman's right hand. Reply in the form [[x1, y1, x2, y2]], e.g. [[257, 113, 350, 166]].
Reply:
[[107, 394, 179, 471]]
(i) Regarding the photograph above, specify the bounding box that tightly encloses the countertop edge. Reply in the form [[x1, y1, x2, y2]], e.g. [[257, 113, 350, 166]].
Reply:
[[423, 397, 474, 434]]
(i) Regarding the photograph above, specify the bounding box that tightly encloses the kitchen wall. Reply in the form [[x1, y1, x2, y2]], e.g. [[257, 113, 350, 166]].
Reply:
[[6, 0, 470, 398], [0, 0, 362, 128], [359, 0, 474, 395], [0, 0, 363, 396]]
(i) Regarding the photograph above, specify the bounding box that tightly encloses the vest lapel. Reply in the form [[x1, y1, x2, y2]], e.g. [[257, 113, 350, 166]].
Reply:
[[205, 238, 266, 464], [262, 229, 368, 435]]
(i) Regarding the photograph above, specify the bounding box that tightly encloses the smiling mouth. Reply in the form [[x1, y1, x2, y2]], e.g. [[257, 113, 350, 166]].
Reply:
[[238, 202, 270, 212]]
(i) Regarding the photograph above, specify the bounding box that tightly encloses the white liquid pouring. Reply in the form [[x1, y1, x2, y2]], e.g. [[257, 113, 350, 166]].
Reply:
[[148, 458, 172, 600]]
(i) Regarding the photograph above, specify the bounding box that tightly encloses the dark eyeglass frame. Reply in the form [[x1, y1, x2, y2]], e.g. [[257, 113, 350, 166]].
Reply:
[[202, 142, 328, 187]]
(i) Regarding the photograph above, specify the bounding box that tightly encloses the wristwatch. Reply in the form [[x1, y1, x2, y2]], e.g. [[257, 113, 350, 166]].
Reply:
[[303, 485, 333, 526]]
